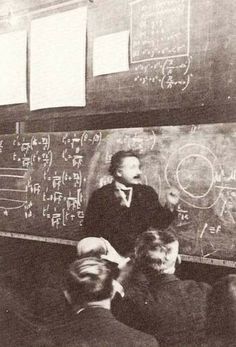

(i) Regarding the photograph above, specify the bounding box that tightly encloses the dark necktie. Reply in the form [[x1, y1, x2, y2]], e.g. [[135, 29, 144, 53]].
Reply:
[[122, 189, 130, 200]]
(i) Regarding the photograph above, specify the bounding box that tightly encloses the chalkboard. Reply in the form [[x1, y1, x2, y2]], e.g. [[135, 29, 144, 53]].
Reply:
[[0, 123, 236, 266], [84, 0, 235, 114], [0, 0, 234, 123]]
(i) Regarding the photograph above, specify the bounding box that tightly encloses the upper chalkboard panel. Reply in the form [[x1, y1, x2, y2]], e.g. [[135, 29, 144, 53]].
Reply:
[[0, 122, 236, 266], [84, 0, 235, 114], [0, 0, 234, 122]]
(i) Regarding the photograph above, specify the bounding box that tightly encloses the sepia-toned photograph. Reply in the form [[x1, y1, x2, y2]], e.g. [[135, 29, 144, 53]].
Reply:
[[0, 0, 235, 346]]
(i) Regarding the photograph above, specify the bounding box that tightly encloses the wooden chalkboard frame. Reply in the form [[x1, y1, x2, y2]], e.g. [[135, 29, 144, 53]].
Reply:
[[0, 231, 236, 268]]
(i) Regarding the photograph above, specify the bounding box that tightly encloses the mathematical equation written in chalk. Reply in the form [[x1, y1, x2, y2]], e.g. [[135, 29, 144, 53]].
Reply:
[[0, 125, 236, 263], [0, 132, 102, 231], [130, 0, 192, 90], [130, 0, 190, 62], [133, 56, 192, 90]]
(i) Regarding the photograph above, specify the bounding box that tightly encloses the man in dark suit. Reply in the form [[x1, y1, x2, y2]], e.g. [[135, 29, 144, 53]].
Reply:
[[114, 229, 211, 347], [32, 257, 158, 347], [84, 150, 179, 255]]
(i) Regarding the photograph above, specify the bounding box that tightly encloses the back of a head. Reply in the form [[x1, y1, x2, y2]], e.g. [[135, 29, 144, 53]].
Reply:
[[208, 274, 236, 338], [134, 228, 179, 274], [66, 257, 115, 307], [76, 237, 107, 258]]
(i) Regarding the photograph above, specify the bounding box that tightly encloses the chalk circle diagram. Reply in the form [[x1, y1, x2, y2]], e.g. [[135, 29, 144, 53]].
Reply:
[[0, 168, 28, 215], [165, 144, 222, 209]]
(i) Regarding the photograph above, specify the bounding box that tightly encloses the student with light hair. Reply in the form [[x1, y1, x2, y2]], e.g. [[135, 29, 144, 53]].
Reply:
[[114, 228, 211, 347]]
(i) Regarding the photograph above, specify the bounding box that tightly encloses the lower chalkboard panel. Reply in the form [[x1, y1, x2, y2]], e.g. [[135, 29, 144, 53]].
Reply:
[[0, 122, 235, 265]]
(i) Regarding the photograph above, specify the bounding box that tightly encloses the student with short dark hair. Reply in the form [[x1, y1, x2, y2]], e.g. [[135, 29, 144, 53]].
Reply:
[[84, 150, 179, 255], [65, 257, 117, 308], [32, 257, 159, 347], [114, 228, 211, 347]]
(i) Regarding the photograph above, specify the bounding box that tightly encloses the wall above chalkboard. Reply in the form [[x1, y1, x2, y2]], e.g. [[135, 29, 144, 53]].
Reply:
[[0, 122, 236, 267], [0, 0, 235, 121]]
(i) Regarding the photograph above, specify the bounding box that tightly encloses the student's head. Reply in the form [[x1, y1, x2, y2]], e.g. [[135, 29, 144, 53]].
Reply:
[[134, 228, 180, 275], [65, 257, 116, 307], [208, 274, 236, 339], [77, 237, 108, 258], [109, 150, 142, 186]]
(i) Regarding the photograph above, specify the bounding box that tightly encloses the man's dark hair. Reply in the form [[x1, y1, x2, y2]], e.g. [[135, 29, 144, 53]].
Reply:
[[109, 150, 140, 177], [66, 257, 116, 306]]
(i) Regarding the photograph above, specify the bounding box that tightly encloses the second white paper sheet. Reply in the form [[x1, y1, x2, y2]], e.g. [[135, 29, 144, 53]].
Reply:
[[93, 31, 129, 77]]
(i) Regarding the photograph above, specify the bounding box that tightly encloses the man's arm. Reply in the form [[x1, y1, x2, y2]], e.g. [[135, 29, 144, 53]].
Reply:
[[148, 186, 178, 229]]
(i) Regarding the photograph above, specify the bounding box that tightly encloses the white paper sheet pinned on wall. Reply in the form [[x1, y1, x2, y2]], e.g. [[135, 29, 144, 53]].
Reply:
[[30, 7, 87, 111], [0, 31, 27, 106], [93, 31, 129, 77]]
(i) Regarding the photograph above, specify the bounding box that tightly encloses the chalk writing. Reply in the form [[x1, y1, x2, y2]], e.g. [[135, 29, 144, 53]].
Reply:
[[0, 133, 101, 230], [130, 0, 190, 63], [131, 0, 192, 91], [0, 125, 236, 264], [134, 55, 192, 90], [177, 204, 190, 226]]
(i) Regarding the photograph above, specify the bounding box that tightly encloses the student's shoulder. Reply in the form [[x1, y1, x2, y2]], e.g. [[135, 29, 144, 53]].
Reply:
[[119, 319, 158, 346], [133, 332, 158, 347], [181, 278, 212, 294], [130, 327, 158, 346]]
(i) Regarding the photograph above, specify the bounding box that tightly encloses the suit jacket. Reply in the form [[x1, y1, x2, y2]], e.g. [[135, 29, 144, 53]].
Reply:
[[32, 307, 159, 347], [84, 183, 176, 255], [0, 285, 44, 347], [114, 270, 211, 347]]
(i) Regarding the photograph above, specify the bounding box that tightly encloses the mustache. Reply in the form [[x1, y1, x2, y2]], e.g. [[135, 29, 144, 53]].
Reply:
[[133, 175, 141, 179]]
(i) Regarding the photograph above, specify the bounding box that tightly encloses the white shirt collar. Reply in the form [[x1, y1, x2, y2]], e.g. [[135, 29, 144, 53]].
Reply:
[[115, 181, 132, 191], [114, 181, 133, 207]]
